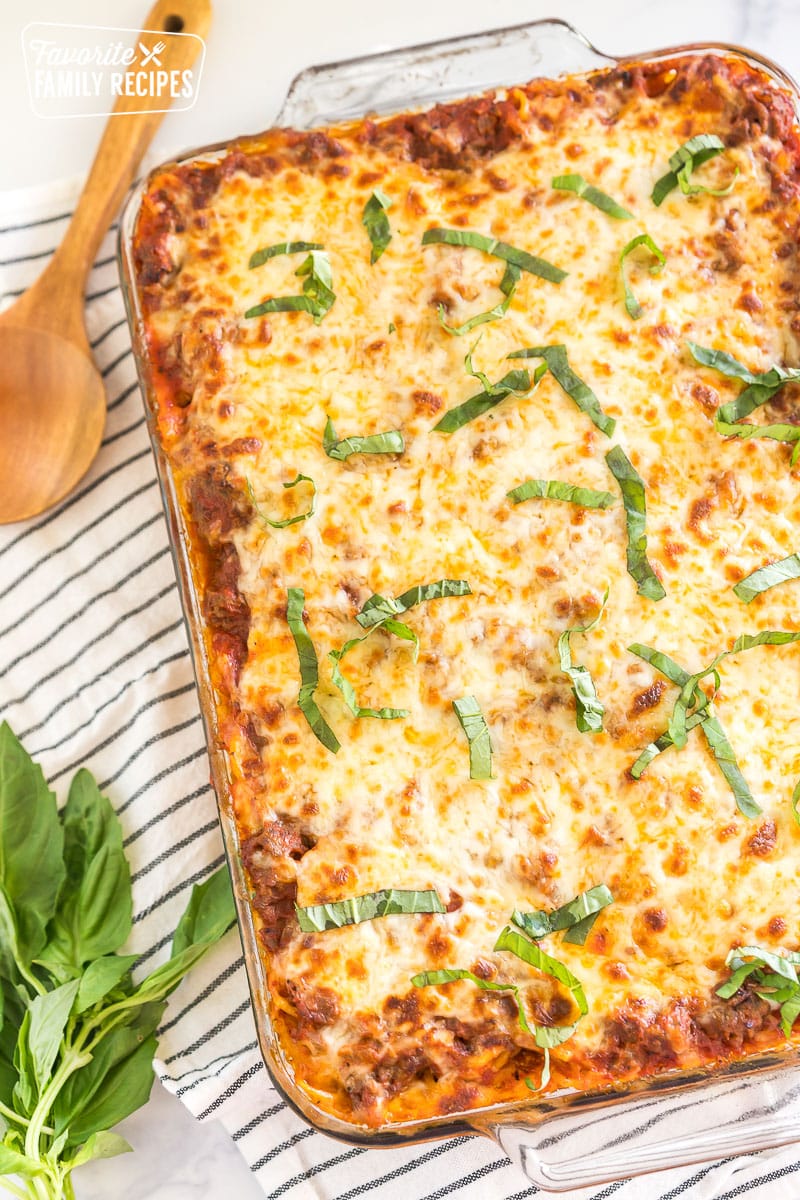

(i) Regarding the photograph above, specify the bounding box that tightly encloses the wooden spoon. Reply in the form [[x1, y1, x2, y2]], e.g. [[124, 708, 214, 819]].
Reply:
[[0, 0, 211, 524]]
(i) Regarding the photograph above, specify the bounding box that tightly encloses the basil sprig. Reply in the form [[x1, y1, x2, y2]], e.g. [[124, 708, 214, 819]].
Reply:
[[323, 417, 404, 461], [512, 884, 614, 947], [0, 725, 235, 1196], [328, 628, 410, 721], [687, 342, 800, 462], [248, 240, 323, 269], [286, 587, 340, 753], [652, 135, 735, 205], [452, 696, 493, 780], [552, 174, 633, 219], [605, 446, 666, 601], [357, 579, 471, 629], [558, 590, 608, 734], [361, 189, 393, 263], [245, 248, 335, 324], [717, 945, 800, 1038], [508, 345, 616, 437], [438, 263, 520, 337], [733, 554, 800, 604], [421, 227, 567, 283], [507, 479, 616, 509], [620, 234, 666, 319], [247, 474, 315, 529], [628, 632, 800, 814], [296, 888, 445, 932]]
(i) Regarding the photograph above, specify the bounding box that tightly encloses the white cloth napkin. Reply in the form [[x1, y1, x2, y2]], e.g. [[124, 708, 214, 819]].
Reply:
[[2, 177, 800, 1200]]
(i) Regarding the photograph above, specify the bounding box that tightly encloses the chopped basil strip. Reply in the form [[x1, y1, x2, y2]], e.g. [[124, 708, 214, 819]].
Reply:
[[551, 173, 633, 219], [507, 479, 616, 509], [508, 344, 616, 437], [495, 925, 588, 1049], [247, 473, 316, 529], [557, 590, 608, 734], [357, 579, 472, 629], [248, 240, 323, 270], [329, 628, 410, 721], [793, 780, 800, 828], [323, 417, 405, 461], [285, 588, 340, 753], [245, 249, 335, 324], [605, 446, 666, 601], [411, 967, 539, 1037], [717, 945, 800, 1038], [686, 342, 800, 462], [433, 366, 540, 434], [297, 888, 445, 932], [512, 884, 614, 946], [625, 636, 800, 817], [452, 696, 493, 780], [620, 234, 666, 319], [421, 227, 567, 283], [438, 262, 521, 337], [651, 134, 727, 206], [362, 189, 393, 264], [733, 554, 800, 604]]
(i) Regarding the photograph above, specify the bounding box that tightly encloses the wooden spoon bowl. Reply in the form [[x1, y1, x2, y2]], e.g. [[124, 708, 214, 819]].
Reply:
[[0, 0, 211, 525]]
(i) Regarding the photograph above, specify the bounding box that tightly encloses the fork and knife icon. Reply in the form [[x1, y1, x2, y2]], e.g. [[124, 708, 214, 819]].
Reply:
[[138, 40, 167, 66]]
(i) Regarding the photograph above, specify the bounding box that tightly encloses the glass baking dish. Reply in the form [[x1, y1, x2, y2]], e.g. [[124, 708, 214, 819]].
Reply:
[[117, 18, 800, 1191]]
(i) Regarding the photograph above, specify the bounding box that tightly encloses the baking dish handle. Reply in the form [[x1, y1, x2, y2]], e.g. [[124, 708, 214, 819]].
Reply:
[[275, 18, 615, 128], [487, 1060, 800, 1192]]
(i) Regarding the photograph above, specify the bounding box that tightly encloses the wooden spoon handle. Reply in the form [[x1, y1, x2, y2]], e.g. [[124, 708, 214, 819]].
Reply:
[[25, 0, 211, 336]]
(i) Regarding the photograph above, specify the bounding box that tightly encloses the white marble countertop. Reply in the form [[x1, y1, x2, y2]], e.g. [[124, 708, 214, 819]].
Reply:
[[2, 0, 799, 1197]]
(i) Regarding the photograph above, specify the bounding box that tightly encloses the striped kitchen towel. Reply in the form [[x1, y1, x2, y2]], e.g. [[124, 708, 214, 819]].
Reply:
[[2, 176, 800, 1200]]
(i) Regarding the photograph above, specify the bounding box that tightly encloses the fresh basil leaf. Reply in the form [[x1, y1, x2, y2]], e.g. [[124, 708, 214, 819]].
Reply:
[[329, 631, 409, 721], [54, 1002, 165, 1140], [297, 888, 445, 932], [38, 769, 132, 980], [323, 417, 404, 461], [421, 227, 567, 283], [0, 1142, 43, 1177], [605, 446, 665, 601], [619, 234, 666, 319], [552, 173, 633, 219], [170, 865, 236, 960], [512, 884, 614, 946], [356, 579, 471, 629], [362, 189, 393, 264], [433, 367, 538, 434], [75, 955, 139, 1015], [452, 696, 493, 780], [24, 980, 80, 1093], [438, 263, 521, 336], [0, 724, 65, 971], [733, 554, 800, 604], [508, 344, 615, 437], [64, 1034, 158, 1148], [247, 473, 315, 530], [651, 134, 727, 205], [248, 241, 323, 270], [245, 249, 335, 324], [67, 1130, 132, 1169], [286, 587, 340, 752], [507, 478, 616, 509], [557, 590, 608, 734]]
